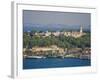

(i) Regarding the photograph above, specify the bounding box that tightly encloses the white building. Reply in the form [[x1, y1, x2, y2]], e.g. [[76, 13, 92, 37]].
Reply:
[[63, 26, 86, 38]]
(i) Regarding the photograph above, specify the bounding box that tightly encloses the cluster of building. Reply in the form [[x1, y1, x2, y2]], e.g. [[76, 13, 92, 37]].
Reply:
[[29, 26, 86, 38]]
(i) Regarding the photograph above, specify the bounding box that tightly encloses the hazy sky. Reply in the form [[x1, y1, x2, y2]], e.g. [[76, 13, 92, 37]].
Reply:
[[23, 10, 91, 26]]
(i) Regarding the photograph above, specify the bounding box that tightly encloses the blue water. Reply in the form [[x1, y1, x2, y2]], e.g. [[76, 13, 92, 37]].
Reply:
[[23, 58, 91, 69]]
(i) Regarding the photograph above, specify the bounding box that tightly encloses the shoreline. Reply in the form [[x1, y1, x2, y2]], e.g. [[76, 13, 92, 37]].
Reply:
[[23, 55, 91, 60]]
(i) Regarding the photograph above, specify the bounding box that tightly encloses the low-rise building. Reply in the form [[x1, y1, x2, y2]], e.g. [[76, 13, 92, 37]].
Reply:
[[32, 45, 65, 55]]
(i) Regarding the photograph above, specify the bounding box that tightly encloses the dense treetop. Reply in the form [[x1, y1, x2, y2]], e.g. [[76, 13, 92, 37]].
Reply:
[[23, 31, 90, 49]]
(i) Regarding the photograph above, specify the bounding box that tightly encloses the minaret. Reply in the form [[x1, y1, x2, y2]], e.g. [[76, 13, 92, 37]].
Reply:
[[80, 25, 83, 33]]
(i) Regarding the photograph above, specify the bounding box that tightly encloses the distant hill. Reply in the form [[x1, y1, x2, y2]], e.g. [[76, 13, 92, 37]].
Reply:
[[23, 24, 90, 32]]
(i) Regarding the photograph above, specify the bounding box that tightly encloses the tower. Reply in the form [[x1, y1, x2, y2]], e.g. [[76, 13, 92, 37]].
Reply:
[[80, 25, 83, 33]]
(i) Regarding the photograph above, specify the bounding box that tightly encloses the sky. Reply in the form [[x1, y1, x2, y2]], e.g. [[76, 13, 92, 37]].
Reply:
[[23, 10, 91, 31]]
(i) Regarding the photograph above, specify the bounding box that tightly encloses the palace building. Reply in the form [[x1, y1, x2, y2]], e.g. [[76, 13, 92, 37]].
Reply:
[[63, 26, 86, 38], [33, 26, 86, 38]]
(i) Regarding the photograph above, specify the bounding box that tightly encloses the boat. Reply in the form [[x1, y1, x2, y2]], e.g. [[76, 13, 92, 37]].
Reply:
[[25, 55, 46, 59]]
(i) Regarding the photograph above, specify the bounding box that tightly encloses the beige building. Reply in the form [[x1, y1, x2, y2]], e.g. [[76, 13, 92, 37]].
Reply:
[[64, 26, 86, 38], [32, 45, 65, 55]]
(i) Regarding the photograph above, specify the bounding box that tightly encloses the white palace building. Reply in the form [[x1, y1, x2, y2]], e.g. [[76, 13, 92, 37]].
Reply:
[[34, 26, 86, 38]]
